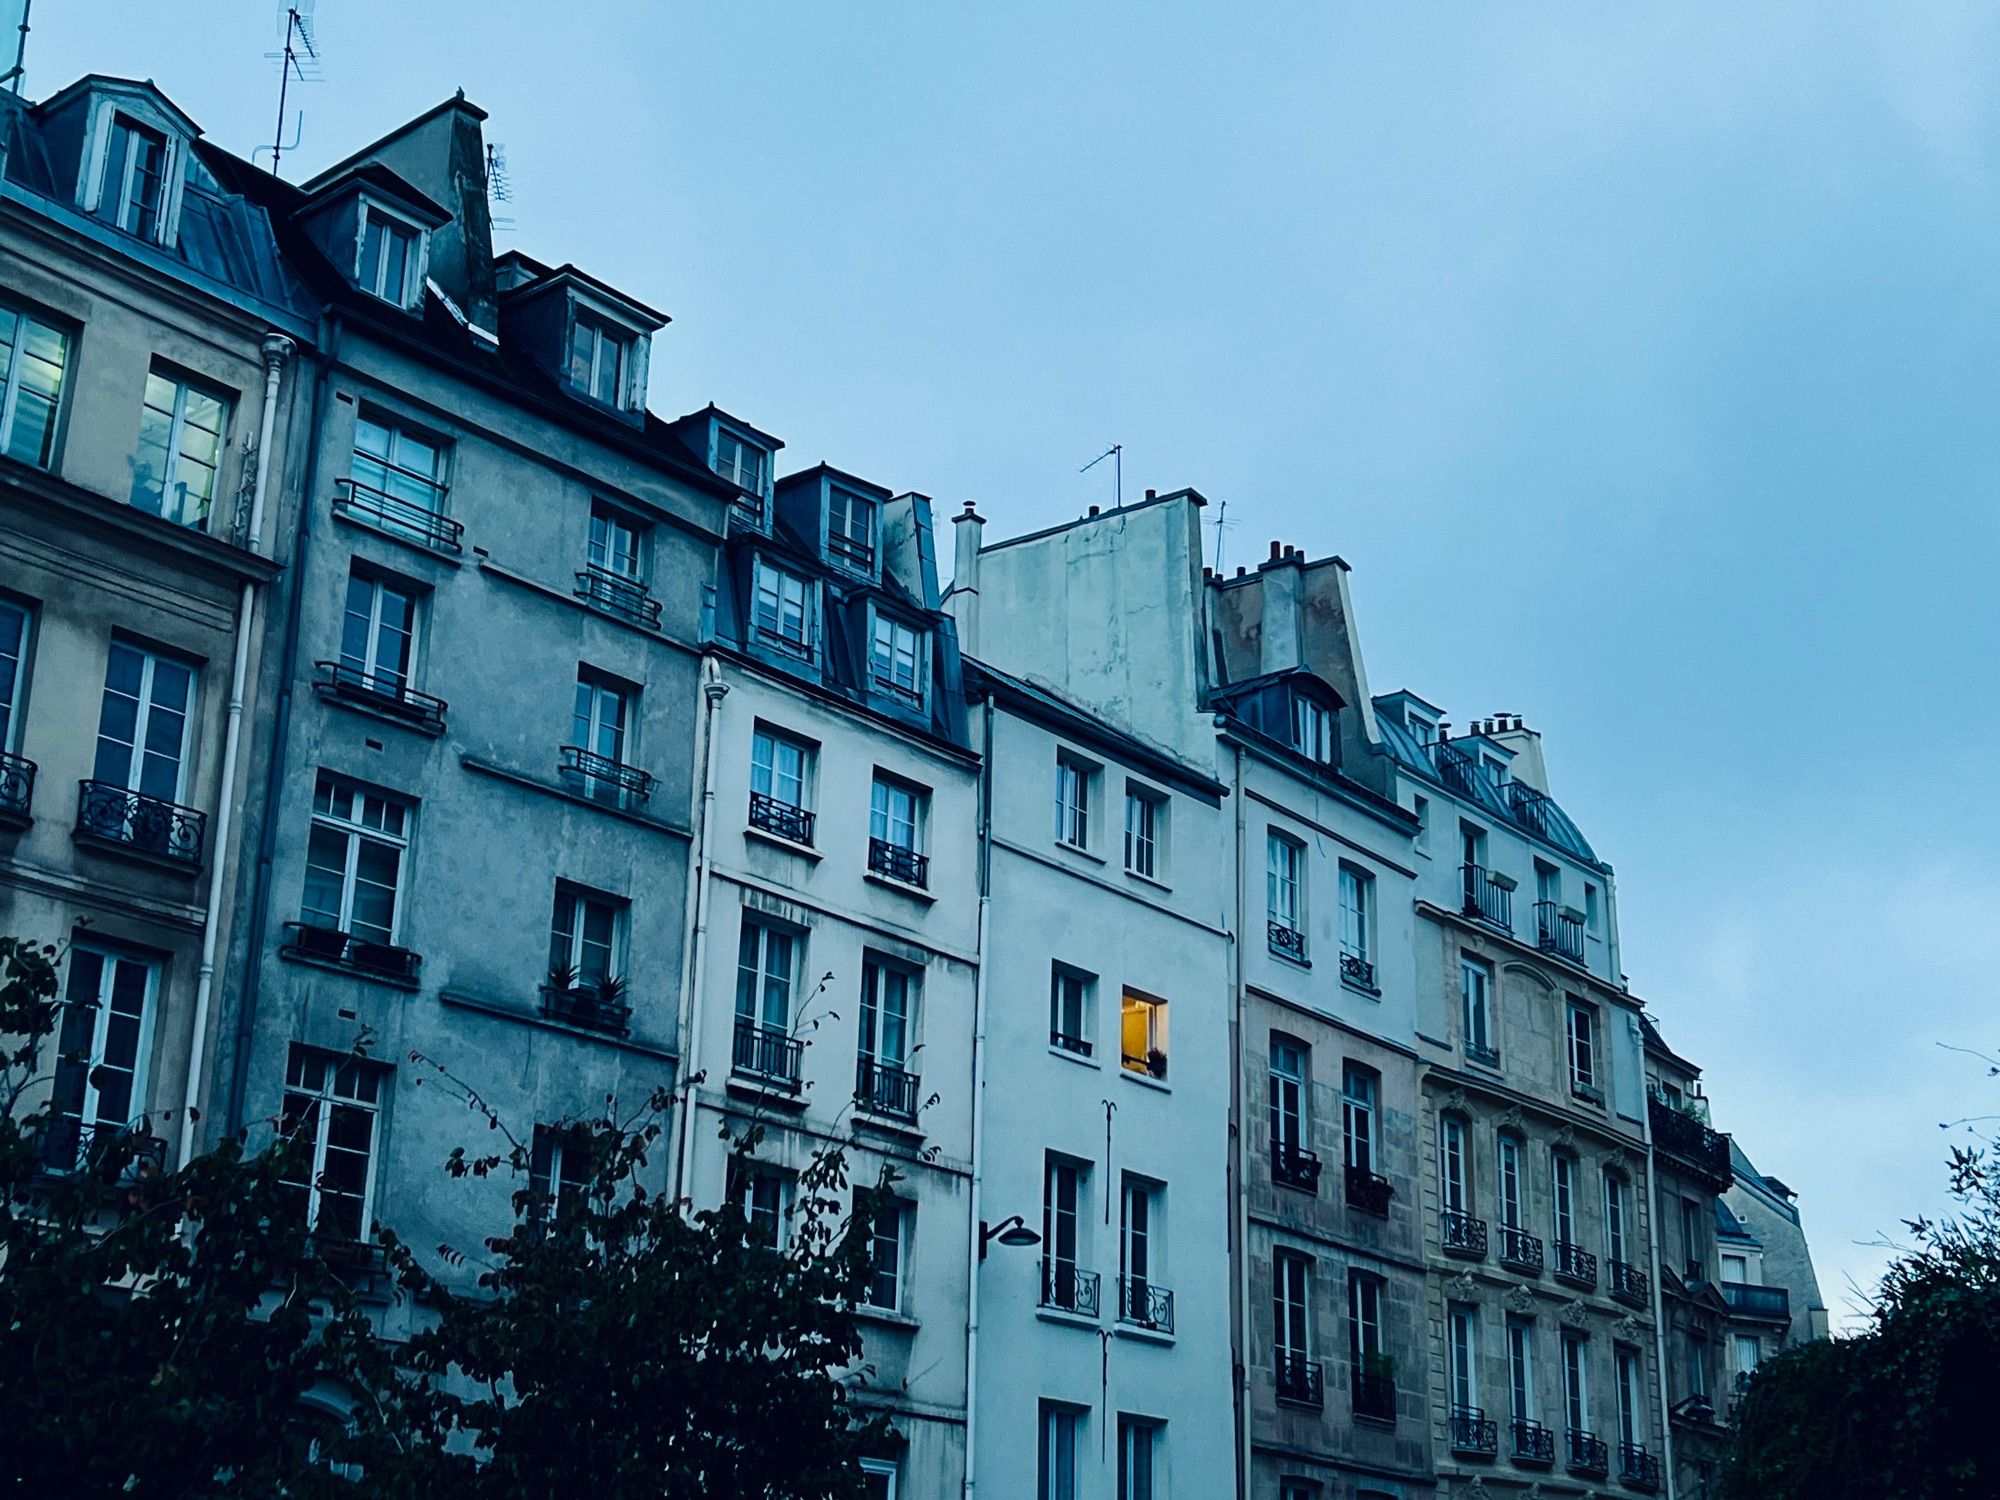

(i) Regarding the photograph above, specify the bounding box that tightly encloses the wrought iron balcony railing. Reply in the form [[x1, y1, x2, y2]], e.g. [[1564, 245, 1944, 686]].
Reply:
[[1272, 1140, 1322, 1194], [282, 921, 423, 983], [855, 1057, 919, 1122], [559, 745, 654, 805], [314, 660, 447, 732], [732, 1020, 802, 1090], [1505, 778, 1556, 837], [0, 750, 35, 827], [1611, 1258, 1651, 1305], [574, 564, 661, 627], [1619, 1442, 1662, 1490], [539, 981, 632, 1036], [333, 476, 462, 553], [1534, 900, 1586, 964], [38, 1118, 168, 1182], [1554, 1239, 1599, 1288], [1049, 1028, 1093, 1058], [1275, 1352, 1324, 1409], [868, 837, 928, 888], [1115, 1275, 1174, 1334], [1345, 1163, 1394, 1216], [1339, 950, 1377, 990], [1267, 919, 1307, 963], [1512, 1417, 1557, 1464], [1429, 739, 1480, 797], [75, 781, 206, 867], [1499, 1226, 1545, 1273], [1039, 1261, 1100, 1318], [1461, 862, 1513, 930], [1351, 1369, 1397, 1425], [1567, 1428, 1610, 1476], [1442, 1210, 1489, 1258], [748, 791, 815, 846], [1648, 1096, 1734, 1189], [1721, 1280, 1790, 1321], [1450, 1405, 1499, 1456]]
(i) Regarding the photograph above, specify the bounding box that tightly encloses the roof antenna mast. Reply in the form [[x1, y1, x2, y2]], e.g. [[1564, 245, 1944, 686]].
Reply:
[[261, 2, 322, 178], [1079, 443, 1122, 509], [3, 0, 32, 95]]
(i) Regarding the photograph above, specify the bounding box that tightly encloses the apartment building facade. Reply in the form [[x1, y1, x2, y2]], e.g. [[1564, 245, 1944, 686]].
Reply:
[[0, 76, 314, 1173], [678, 427, 980, 1498]]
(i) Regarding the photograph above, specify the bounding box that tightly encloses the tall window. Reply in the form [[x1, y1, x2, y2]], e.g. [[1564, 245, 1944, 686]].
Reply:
[[1617, 1346, 1643, 1447], [734, 919, 795, 1033], [340, 570, 418, 695], [1119, 1175, 1158, 1314], [587, 503, 643, 578], [1119, 989, 1167, 1078], [1342, 1064, 1376, 1172], [1116, 1416, 1159, 1500], [104, 114, 169, 238], [1563, 1332, 1589, 1436], [280, 1046, 384, 1242], [549, 883, 621, 988], [1733, 1335, 1761, 1386], [1552, 1151, 1577, 1246], [1349, 1271, 1383, 1368], [1439, 1115, 1471, 1214], [1338, 862, 1372, 966], [728, 1160, 785, 1247], [1049, 965, 1092, 1054], [48, 944, 155, 1166], [1267, 831, 1304, 951], [359, 206, 419, 305], [1449, 1304, 1479, 1411], [1497, 1134, 1523, 1229], [1042, 1155, 1083, 1309], [1604, 1171, 1628, 1264], [1269, 1038, 1307, 1154], [1274, 1250, 1311, 1362], [1124, 785, 1162, 878], [859, 958, 916, 1070], [1508, 1319, 1535, 1422], [1460, 956, 1495, 1061], [93, 641, 193, 802], [871, 775, 924, 854], [302, 774, 410, 945], [751, 560, 813, 657], [1291, 692, 1333, 763], [859, 1460, 898, 1500], [827, 486, 877, 570], [869, 614, 924, 702], [1687, 1333, 1709, 1398], [0, 599, 27, 752], [350, 414, 446, 538], [528, 1123, 593, 1226], [864, 1198, 907, 1311], [1055, 754, 1090, 848], [0, 302, 69, 468], [751, 726, 811, 814], [1038, 1402, 1080, 1500], [570, 672, 635, 805], [1680, 1197, 1706, 1280], [1567, 1000, 1597, 1094], [569, 310, 631, 406], [131, 368, 227, 529], [714, 429, 765, 496], [1536, 859, 1561, 910]]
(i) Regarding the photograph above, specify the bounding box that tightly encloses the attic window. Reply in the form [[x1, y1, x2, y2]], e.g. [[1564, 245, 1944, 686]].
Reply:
[[1290, 693, 1334, 765], [359, 204, 421, 307], [714, 429, 766, 496], [570, 311, 632, 407], [105, 115, 169, 240], [1406, 712, 1435, 746], [827, 487, 877, 572]]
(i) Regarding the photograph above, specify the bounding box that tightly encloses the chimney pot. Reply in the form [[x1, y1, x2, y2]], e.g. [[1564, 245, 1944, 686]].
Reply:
[[1269, 540, 1282, 561], [1235, 566, 1247, 577], [1088, 505, 1100, 517], [1145, 487, 1157, 500]]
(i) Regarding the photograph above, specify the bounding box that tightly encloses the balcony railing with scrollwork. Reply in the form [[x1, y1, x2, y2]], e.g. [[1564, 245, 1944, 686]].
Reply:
[[75, 781, 206, 867], [1620, 1442, 1662, 1490], [868, 837, 928, 888], [1276, 1352, 1323, 1408], [37, 1118, 168, 1182], [1451, 1405, 1499, 1456], [1554, 1239, 1598, 1288], [1499, 1226, 1545, 1273], [1272, 1140, 1321, 1194], [282, 921, 423, 984], [559, 744, 655, 807], [732, 1020, 801, 1090], [1339, 950, 1377, 990], [1567, 1429, 1610, 1476], [855, 1057, 919, 1122], [1268, 919, 1306, 963], [1461, 862, 1512, 930], [1611, 1258, 1651, 1305], [1512, 1417, 1557, 1464], [314, 660, 447, 732], [1648, 1096, 1734, 1189], [1345, 1163, 1393, 1216], [749, 791, 814, 845], [574, 564, 661, 627], [1442, 1210, 1489, 1258], [1351, 1369, 1396, 1424], [1039, 1261, 1100, 1318], [1115, 1275, 1174, 1334], [1535, 900, 1586, 964], [0, 751, 35, 828], [334, 476, 461, 553]]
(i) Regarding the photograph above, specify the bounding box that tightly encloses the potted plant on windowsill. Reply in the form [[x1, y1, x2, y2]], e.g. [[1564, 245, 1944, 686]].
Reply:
[[1361, 1351, 1395, 1380], [293, 921, 349, 961], [1145, 1047, 1168, 1081]]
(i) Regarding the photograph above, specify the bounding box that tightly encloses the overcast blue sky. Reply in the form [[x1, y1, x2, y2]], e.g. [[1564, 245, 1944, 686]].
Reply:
[[28, 2, 1999, 1329]]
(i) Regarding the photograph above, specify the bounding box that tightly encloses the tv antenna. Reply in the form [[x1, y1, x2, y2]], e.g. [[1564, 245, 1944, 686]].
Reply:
[[1079, 443, 1121, 509], [260, 2, 322, 177], [1210, 496, 1237, 572], [485, 143, 516, 235], [3, 0, 32, 96]]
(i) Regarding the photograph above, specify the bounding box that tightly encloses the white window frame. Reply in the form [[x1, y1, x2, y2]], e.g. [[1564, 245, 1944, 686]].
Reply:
[[281, 1046, 384, 1243], [131, 365, 229, 531], [868, 610, 926, 704], [0, 300, 70, 469], [1449, 1303, 1479, 1411], [55, 943, 159, 1141], [713, 427, 768, 497], [1349, 1270, 1383, 1363], [1567, 999, 1597, 1092], [1291, 692, 1333, 763], [729, 1160, 787, 1246], [1118, 988, 1167, 1078], [1563, 1331, 1590, 1435], [1342, 1063, 1376, 1172], [863, 1196, 908, 1312], [0, 597, 31, 753], [302, 774, 411, 945], [1605, 1170, 1628, 1264], [1116, 1413, 1159, 1500], [349, 411, 448, 534], [859, 957, 918, 1070], [1338, 861, 1372, 963], [550, 882, 623, 988], [1267, 830, 1304, 936], [587, 502, 644, 579], [751, 558, 814, 659], [1269, 1037, 1306, 1152], [1617, 1346, 1643, 1447], [1552, 1150, 1577, 1245], [1050, 964, 1092, 1053], [859, 1458, 899, 1500], [1055, 752, 1092, 849], [100, 110, 175, 242], [826, 485, 878, 571], [570, 306, 634, 407], [339, 569, 419, 694], [1461, 956, 1494, 1057], [1123, 783, 1164, 878], [750, 725, 813, 813], [94, 641, 194, 802], [870, 773, 925, 854], [1509, 1318, 1536, 1422], [357, 200, 425, 309], [1497, 1133, 1522, 1229], [1274, 1249, 1311, 1360], [1038, 1402, 1081, 1500], [1440, 1115, 1470, 1214], [734, 917, 797, 1032]]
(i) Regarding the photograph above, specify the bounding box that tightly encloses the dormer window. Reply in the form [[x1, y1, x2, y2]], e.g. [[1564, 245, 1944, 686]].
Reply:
[[1406, 712, 1435, 746], [570, 310, 632, 407], [359, 204, 421, 308], [105, 115, 169, 240], [869, 612, 926, 706], [827, 486, 877, 572], [714, 429, 767, 497], [752, 559, 814, 661], [1291, 693, 1334, 764]]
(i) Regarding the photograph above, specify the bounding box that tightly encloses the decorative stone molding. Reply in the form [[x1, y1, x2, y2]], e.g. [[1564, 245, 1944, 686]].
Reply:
[[1461, 1479, 1492, 1500], [1443, 1086, 1469, 1115], [1553, 1123, 1577, 1151], [1448, 1271, 1479, 1299], [1615, 1313, 1647, 1339], [1499, 1104, 1527, 1132], [1505, 1284, 1537, 1315], [1558, 1298, 1591, 1329]]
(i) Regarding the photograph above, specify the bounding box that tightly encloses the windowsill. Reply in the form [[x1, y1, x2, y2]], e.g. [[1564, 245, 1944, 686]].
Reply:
[[315, 683, 448, 737], [1035, 1306, 1101, 1332], [1571, 1085, 1607, 1110], [1118, 1067, 1172, 1094], [71, 829, 204, 877], [461, 755, 693, 840], [863, 870, 936, 904], [1054, 839, 1105, 866], [1048, 1044, 1102, 1071], [437, 989, 677, 1061], [853, 1108, 925, 1142], [744, 824, 822, 861], [1463, 1052, 1505, 1077], [332, 505, 463, 565], [1340, 974, 1383, 1000], [724, 1072, 809, 1110], [853, 1304, 922, 1332], [1124, 867, 1173, 894], [279, 944, 422, 993], [1268, 946, 1312, 971], [1113, 1322, 1176, 1347]]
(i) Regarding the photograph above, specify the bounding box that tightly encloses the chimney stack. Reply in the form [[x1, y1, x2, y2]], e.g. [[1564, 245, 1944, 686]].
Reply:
[[949, 501, 985, 655]]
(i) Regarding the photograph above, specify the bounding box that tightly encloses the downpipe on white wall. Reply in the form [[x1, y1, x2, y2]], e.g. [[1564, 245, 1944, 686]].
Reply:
[[961, 696, 995, 1500], [177, 332, 292, 1168], [1230, 739, 1253, 1500], [1644, 1083, 1679, 1500], [670, 657, 727, 1202]]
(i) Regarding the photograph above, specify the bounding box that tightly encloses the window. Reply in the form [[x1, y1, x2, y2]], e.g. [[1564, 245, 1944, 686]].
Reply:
[[1342, 1063, 1376, 1172], [1449, 1303, 1479, 1411], [587, 502, 643, 579], [1413, 793, 1430, 848], [1733, 1334, 1761, 1384], [1116, 1415, 1159, 1500], [339, 569, 418, 696], [280, 1046, 384, 1243], [131, 368, 227, 529], [751, 726, 812, 814], [1461, 822, 1487, 870], [1349, 1270, 1383, 1367], [1119, 989, 1167, 1080], [1038, 1402, 1081, 1500], [1552, 1151, 1577, 1246], [728, 1159, 785, 1247], [1536, 859, 1560, 910], [48, 944, 156, 1167], [864, 1197, 907, 1311], [1563, 1332, 1589, 1435], [1460, 955, 1495, 1062], [1041, 1155, 1084, 1310], [1497, 1134, 1523, 1229], [1567, 1000, 1598, 1095], [1509, 1318, 1535, 1422], [1279, 1485, 1320, 1500], [870, 774, 925, 854], [734, 918, 796, 1033], [1119, 1176, 1159, 1320], [1407, 711, 1435, 745], [529, 1123, 593, 1225], [1124, 784, 1163, 878], [569, 309, 631, 406], [1269, 1038, 1307, 1153], [1439, 1115, 1470, 1214], [859, 958, 916, 1070], [1274, 1249, 1311, 1361], [103, 114, 169, 239], [1050, 965, 1093, 1055], [1687, 1333, 1709, 1398], [0, 302, 69, 468], [0, 599, 26, 752], [869, 614, 924, 703], [751, 559, 813, 658], [1267, 831, 1304, 956], [92, 640, 194, 804], [349, 413, 447, 539], [1291, 692, 1333, 763], [859, 1459, 898, 1500], [359, 205, 420, 306], [302, 775, 410, 946], [567, 672, 637, 804], [1617, 1346, 1643, 1447], [1338, 862, 1373, 970], [827, 486, 877, 570], [1680, 1197, 1706, 1280], [1055, 753, 1091, 849], [713, 428, 766, 495], [1584, 882, 1600, 930], [1721, 1252, 1748, 1282], [549, 883, 621, 989], [1604, 1171, 1628, 1264]]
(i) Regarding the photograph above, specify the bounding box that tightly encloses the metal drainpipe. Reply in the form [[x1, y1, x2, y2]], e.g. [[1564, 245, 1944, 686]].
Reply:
[[225, 315, 337, 1136], [669, 657, 727, 1203], [1231, 738, 1252, 1500], [960, 693, 994, 1500], [1643, 1079, 1678, 1500], [177, 331, 292, 1165]]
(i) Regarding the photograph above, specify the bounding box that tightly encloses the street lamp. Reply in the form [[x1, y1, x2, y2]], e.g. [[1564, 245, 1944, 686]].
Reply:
[[979, 1214, 1041, 1260]]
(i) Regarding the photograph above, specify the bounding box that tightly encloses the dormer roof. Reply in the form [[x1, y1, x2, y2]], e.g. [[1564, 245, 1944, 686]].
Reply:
[[297, 161, 450, 227], [36, 74, 202, 138], [496, 253, 669, 330], [300, 90, 490, 194], [776, 462, 894, 502], [674, 402, 784, 453]]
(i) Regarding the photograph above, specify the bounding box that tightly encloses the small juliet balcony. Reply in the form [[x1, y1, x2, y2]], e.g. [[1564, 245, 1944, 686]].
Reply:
[[748, 791, 814, 846], [1461, 863, 1513, 930], [1535, 900, 1587, 965], [1620, 1442, 1663, 1490], [539, 979, 632, 1037], [314, 660, 447, 733], [867, 837, 928, 889], [1271, 1140, 1322, 1194], [559, 745, 654, 807], [1339, 950, 1377, 992], [1611, 1258, 1651, 1306], [855, 1056, 919, 1122], [282, 921, 423, 988], [1275, 1351, 1324, 1409], [1049, 1027, 1093, 1059], [1039, 1261, 1100, 1319], [0, 751, 36, 830], [1499, 1225, 1545, 1274], [1450, 1405, 1499, 1458], [1554, 1239, 1599, 1289], [1344, 1163, 1393, 1217], [732, 1020, 802, 1092], [1115, 1275, 1175, 1335], [1567, 1428, 1610, 1477], [333, 476, 462, 553], [38, 1118, 168, 1184], [1267, 919, 1307, 964], [1442, 1210, 1489, 1259], [74, 781, 206, 869], [574, 564, 661, 627], [1351, 1367, 1397, 1425], [1511, 1417, 1557, 1465]]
